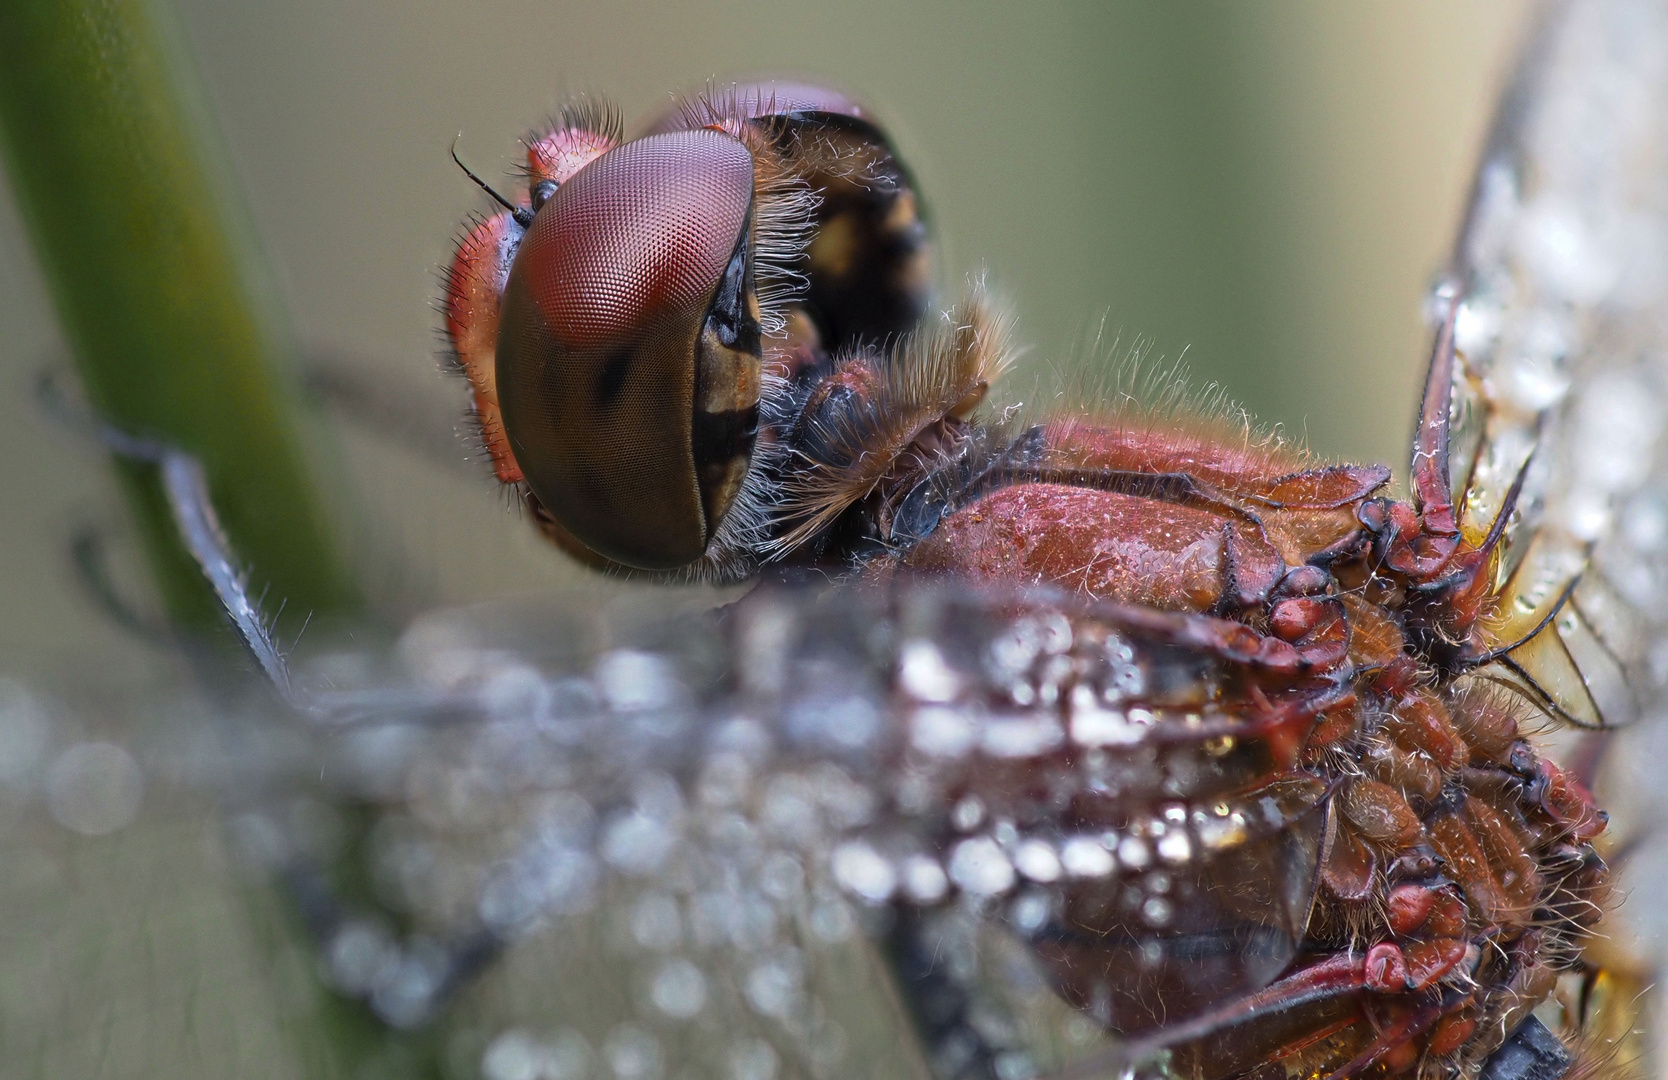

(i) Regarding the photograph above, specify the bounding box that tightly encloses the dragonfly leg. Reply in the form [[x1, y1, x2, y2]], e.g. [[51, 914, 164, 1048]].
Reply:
[[884, 907, 1005, 1080], [66, 522, 170, 640], [34, 368, 300, 701], [38, 379, 529, 1024]]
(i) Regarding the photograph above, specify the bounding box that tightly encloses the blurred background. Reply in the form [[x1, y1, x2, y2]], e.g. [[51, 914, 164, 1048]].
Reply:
[[0, 2, 1539, 1077]]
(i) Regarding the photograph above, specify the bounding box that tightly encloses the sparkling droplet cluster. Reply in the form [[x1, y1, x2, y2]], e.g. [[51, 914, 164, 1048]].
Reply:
[[185, 585, 1291, 1079]]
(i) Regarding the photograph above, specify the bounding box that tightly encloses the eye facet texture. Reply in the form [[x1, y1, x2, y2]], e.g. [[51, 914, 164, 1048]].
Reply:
[[496, 129, 755, 570]]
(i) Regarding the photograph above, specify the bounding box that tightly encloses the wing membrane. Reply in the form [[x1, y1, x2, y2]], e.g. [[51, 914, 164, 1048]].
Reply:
[[1449, 0, 1668, 729]]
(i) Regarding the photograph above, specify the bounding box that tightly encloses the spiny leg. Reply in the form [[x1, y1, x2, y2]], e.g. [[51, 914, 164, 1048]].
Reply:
[[35, 368, 299, 701], [45, 380, 533, 1023]]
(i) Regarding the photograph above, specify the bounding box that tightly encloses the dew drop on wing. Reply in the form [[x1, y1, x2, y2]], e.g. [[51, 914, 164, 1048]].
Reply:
[[188, 581, 1347, 1077]]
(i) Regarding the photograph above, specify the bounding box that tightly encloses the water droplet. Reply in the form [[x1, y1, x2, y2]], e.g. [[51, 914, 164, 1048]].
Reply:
[[1012, 839, 1061, 883], [1038, 612, 1073, 654], [760, 774, 819, 842], [786, 693, 880, 750], [602, 1023, 661, 1080], [370, 937, 450, 1028], [809, 892, 857, 942], [988, 619, 1043, 678], [1070, 703, 1142, 747], [1105, 666, 1144, 702], [46, 742, 142, 836], [1116, 835, 1152, 871], [899, 641, 962, 702], [728, 1038, 779, 1080], [910, 705, 978, 757], [1156, 830, 1192, 865], [1519, 196, 1618, 305], [696, 751, 753, 808], [900, 854, 949, 903], [602, 812, 676, 876], [995, 1050, 1039, 1080], [808, 763, 874, 829], [1009, 890, 1051, 933], [832, 840, 897, 902], [483, 1029, 550, 1080], [1454, 298, 1501, 358], [949, 836, 1015, 896], [1623, 493, 1668, 554], [981, 714, 1064, 758], [745, 955, 802, 1018], [546, 1032, 592, 1080], [480, 847, 599, 934], [1195, 810, 1248, 852], [534, 791, 597, 846], [477, 663, 554, 725], [1060, 836, 1114, 878], [630, 892, 683, 950], [326, 920, 397, 995], [649, 958, 707, 1019], [759, 851, 805, 901], [596, 651, 680, 713]]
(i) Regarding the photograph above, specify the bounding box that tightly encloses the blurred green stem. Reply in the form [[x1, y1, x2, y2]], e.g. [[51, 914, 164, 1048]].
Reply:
[[0, 0, 355, 629]]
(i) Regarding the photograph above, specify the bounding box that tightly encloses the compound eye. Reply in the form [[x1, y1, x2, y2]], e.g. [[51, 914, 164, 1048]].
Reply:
[[496, 129, 761, 571]]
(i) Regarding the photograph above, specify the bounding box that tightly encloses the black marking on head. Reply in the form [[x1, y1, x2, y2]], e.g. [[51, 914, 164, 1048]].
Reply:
[[596, 347, 632, 407], [705, 214, 761, 354], [753, 111, 931, 351], [691, 405, 758, 466]]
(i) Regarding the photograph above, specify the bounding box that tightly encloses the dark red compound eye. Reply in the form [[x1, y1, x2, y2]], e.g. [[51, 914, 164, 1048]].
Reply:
[[496, 129, 760, 571]]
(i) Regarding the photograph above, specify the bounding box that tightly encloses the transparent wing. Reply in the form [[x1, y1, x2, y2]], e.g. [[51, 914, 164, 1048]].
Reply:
[[1444, 2, 1668, 1063], [1447, 0, 1668, 730], [4, 573, 1348, 1080]]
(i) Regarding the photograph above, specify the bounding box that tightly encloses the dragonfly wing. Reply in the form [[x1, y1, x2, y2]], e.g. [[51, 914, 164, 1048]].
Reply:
[[1447, 0, 1668, 731], [1443, 4, 1668, 1068]]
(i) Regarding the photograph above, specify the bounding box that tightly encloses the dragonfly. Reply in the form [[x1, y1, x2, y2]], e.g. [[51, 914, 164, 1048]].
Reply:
[[46, 2, 1668, 1078]]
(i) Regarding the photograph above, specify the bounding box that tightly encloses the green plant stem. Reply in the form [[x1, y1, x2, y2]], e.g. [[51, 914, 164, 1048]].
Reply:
[[0, 0, 355, 629]]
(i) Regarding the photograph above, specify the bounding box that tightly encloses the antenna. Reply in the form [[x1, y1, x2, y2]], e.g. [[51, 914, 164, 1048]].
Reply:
[[451, 135, 532, 227]]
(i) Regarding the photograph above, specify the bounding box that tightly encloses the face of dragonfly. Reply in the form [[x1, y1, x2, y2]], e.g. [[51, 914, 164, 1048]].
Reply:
[[15, 5, 1668, 1080]]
